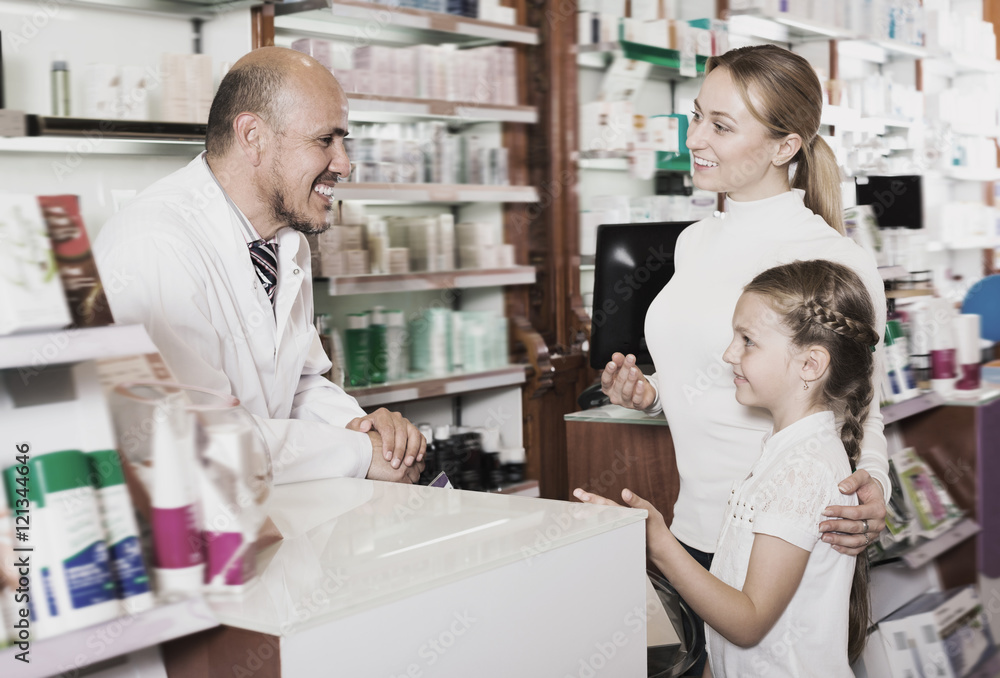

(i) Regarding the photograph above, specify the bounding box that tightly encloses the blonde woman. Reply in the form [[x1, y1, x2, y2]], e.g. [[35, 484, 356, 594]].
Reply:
[[599, 44, 889, 668]]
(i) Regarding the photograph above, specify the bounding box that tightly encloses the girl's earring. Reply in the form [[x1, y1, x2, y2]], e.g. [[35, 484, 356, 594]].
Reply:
[[802, 379, 810, 391]]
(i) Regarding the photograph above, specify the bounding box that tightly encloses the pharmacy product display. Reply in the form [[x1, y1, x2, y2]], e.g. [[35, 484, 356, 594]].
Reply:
[[109, 382, 272, 596], [308, 204, 515, 277], [322, 307, 510, 387], [417, 424, 523, 491]]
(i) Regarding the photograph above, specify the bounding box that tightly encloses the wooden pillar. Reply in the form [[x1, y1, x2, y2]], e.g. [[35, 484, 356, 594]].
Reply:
[[251, 4, 275, 50]]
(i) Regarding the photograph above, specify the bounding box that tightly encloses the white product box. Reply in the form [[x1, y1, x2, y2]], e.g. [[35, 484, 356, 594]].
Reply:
[[83, 64, 120, 119], [598, 0, 625, 18], [292, 38, 333, 70], [118, 65, 150, 121], [0, 194, 72, 335]]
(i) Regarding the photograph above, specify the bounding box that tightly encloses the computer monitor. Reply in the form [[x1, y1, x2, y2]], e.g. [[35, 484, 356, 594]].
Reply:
[[855, 175, 923, 229], [589, 221, 693, 369]]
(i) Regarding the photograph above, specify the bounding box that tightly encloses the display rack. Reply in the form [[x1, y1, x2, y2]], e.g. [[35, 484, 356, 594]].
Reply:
[[318, 266, 536, 295], [273, 0, 538, 45], [0, 597, 218, 678], [0, 324, 158, 371], [0, 137, 204, 156], [333, 183, 539, 204], [345, 365, 527, 407], [881, 392, 946, 426], [899, 517, 982, 569], [346, 93, 538, 124]]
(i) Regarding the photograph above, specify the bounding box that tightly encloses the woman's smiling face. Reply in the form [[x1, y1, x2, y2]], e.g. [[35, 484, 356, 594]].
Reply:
[[686, 67, 792, 202]]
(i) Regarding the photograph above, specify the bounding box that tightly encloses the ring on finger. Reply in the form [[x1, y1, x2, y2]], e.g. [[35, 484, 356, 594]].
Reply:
[[862, 518, 869, 534]]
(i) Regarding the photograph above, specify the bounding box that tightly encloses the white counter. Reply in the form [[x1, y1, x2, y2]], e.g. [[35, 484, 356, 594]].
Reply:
[[205, 477, 649, 677]]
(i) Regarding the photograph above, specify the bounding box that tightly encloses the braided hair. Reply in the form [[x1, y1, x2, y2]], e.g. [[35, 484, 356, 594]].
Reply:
[[743, 259, 879, 664]]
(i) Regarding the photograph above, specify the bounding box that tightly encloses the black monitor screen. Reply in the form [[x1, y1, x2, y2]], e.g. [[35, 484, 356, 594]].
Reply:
[[855, 175, 922, 229], [589, 221, 693, 369]]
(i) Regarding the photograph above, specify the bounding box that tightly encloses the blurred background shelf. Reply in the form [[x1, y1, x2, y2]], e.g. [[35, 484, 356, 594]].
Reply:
[[0, 324, 156, 371], [346, 365, 527, 407], [317, 266, 537, 295]]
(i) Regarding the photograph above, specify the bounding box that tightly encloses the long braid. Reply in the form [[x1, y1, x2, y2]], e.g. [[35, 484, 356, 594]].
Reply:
[[802, 300, 880, 466], [745, 260, 879, 665]]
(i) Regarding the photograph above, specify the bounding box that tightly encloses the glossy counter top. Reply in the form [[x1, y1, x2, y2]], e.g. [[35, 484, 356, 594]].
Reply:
[[564, 403, 670, 426], [209, 477, 645, 637]]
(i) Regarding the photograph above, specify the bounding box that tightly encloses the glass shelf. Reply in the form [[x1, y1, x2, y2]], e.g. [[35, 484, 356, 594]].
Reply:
[[0, 324, 157, 371], [334, 182, 538, 203], [345, 365, 527, 407], [576, 42, 707, 77], [316, 266, 536, 295], [346, 93, 537, 124], [0, 136, 204, 156], [274, 0, 538, 46], [0, 597, 217, 678]]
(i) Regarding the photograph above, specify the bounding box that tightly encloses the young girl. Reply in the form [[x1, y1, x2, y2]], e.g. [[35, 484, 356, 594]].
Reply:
[[577, 259, 879, 677]]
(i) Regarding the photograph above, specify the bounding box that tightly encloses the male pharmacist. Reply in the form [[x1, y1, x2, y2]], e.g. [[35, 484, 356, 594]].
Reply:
[[95, 47, 425, 484]]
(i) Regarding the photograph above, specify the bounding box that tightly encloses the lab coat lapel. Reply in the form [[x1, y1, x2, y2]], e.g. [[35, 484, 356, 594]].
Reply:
[[273, 228, 304, 349]]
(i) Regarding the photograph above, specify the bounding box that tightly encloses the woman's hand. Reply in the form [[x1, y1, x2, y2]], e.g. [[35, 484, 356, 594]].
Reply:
[[574, 487, 672, 553], [819, 469, 887, 555], [601, 353, 656, 411]]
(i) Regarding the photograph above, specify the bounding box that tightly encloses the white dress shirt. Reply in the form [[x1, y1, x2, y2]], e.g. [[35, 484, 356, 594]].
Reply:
[[94, 154, 373, 484], [707, 411, 857, 677]]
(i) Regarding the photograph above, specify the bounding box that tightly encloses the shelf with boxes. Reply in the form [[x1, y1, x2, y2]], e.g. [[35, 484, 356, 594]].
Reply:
[[318, 266, 536, 295], [345, 364, 526, 407], [345, 93, 538, 124], [273, 0, 538, 45], [333, 182, 539, 203]]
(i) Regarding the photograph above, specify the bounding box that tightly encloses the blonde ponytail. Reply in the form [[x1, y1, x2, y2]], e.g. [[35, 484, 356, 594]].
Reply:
[[793, 136, 845, 235], [707, 45, 844, 234]]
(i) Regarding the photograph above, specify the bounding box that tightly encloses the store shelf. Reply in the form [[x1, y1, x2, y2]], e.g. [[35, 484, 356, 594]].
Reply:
[[820, 105, 886, 134], [66, 0, 257, 17], [274, 0, 538, 46], [881, 391, 945, 425], [346, 93, 537, 124], [0, 597, 218, 678], [0, 324, 158, 371], [943, 166, 1000, 182], [577, 149, 629, 171], [926, 237, 1000, 252], [884, 289, 934, 299], [878, 265, 910, 281], [949, 124, 1000, 138], [346, 365, 527, 406], [576, 42, 707, 75], [900, 517, 981, 569], [0, 136, 204, 156], [334, 183, 538, 203], [318, 266, 536, 295]]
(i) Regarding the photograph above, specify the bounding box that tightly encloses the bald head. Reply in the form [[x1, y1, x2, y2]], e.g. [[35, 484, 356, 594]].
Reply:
[[205, 46, 344, 159]]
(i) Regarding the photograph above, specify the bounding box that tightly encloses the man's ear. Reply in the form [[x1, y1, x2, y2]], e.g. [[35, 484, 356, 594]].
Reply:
[[801, 345, 831, 384], [773, 133, 803, 167], [232, 112, 266, 166]]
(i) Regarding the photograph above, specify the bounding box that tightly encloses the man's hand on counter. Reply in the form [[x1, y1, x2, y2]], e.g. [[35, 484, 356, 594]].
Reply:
[[365, 430, 424, 484], [348, 408, 427, 470]]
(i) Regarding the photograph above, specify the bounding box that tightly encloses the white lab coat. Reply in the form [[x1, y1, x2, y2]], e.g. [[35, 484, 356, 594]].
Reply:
[[94, 154, 373, 484]]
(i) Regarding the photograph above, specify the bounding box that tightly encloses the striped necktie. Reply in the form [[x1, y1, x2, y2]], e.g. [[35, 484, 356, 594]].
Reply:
[[248, 239, 278, 305]]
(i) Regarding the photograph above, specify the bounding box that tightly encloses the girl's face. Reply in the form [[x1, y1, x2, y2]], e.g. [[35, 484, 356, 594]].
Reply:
[[686, 68, 793, 201], [722, 292, 803, 413]]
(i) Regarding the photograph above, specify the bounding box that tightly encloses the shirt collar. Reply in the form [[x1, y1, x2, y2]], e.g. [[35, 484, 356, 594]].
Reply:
[[761, 410, 838, 456], [201, 153, 277, 246]]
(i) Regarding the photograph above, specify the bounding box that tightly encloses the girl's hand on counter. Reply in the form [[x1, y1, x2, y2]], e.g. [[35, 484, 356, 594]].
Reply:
[[573, 487, 672, 554], [601, 353, 655, 411]]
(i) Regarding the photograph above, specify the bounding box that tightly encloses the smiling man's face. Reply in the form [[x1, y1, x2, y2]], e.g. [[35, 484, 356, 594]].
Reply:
[[257, 66, 350, 235]]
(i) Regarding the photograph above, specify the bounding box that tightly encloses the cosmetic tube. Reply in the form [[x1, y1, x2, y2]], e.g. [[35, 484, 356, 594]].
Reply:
[[88, 450, 154, 614], [150, 403, 205, 595], [954, 314, 982, 390]]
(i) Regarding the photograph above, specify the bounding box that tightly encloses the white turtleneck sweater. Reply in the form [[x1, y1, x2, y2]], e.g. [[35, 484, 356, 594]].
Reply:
[[644, 189, 890, 553]]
